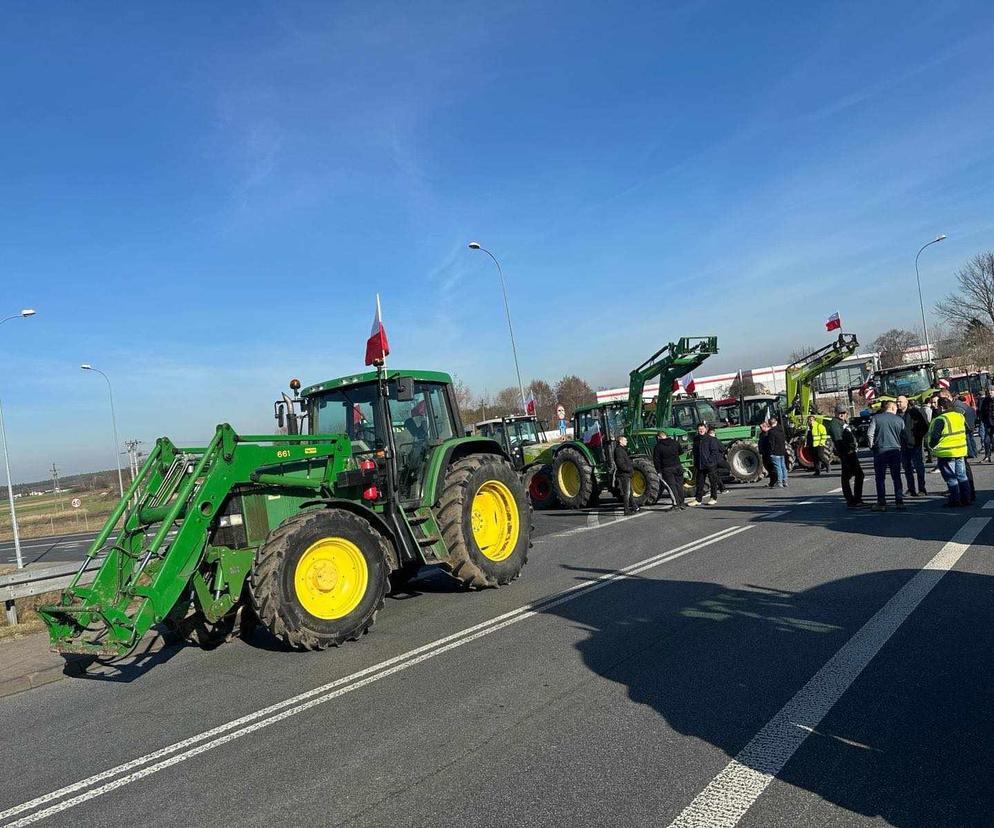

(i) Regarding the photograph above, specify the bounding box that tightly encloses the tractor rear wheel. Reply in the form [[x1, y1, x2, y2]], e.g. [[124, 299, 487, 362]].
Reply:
[[524, 464, 558, 509], [434, 454, 530, 588], [615, 457, 660, 507], [792, 438, 815, 469], [552, 446, 595, 509], [726, 440, 764, 483], [249, 508, 390, 650]]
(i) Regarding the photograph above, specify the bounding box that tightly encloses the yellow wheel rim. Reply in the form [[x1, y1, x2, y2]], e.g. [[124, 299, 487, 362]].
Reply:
[[294, 537, 368, 620], [631, 470, 646, 497], [471, 480, 520, 562], [557, 460, 581, 499]]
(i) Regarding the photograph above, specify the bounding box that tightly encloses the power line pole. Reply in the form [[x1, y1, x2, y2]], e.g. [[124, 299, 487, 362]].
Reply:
[[124, 439, 143, 481], [51, 462, 62, 514]]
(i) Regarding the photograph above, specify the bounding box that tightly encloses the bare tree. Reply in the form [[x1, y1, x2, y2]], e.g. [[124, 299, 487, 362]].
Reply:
[[527, 379, 557, 425], [936, 252, 994, 329], [873, 328, 921, 368], [788, 345, 818, 364], [492, 387, 522, 416], [727, 375, 769, 397], [554, 375, 596, 418]]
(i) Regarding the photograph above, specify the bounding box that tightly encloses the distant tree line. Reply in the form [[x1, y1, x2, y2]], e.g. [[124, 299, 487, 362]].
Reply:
[[454, 375, 598, 427]]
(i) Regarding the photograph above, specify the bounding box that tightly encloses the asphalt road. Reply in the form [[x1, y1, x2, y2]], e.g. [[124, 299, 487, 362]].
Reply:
[[0, 530, 102, 566], [3, 462, 994, 827]]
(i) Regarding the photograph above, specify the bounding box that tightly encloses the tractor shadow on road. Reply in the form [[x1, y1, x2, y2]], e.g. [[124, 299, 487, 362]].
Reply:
[[544, 565, 994, 826]]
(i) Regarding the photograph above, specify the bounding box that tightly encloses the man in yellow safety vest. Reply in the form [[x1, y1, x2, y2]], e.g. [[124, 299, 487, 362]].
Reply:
[[928, 397, 972, 507], [806, 415, 831, 476]]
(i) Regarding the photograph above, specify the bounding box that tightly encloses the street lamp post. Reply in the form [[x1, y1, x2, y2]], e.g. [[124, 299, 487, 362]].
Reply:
[[1, 309, 36, 569], [915, 234, 946, 360], [81, 364, 124, 496], [468, 242, 528, 412]]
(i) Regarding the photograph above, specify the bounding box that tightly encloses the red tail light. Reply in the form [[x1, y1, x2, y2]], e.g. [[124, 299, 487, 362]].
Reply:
[[362, 485, 379, 501], [359, 459, 376, 472]]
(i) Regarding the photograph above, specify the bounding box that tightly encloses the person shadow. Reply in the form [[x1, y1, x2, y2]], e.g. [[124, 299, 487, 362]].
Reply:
[[544, 564, 994, 826]]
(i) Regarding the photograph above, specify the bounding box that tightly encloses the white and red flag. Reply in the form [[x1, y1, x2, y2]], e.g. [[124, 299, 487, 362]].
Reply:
[[860, 380, 876, 402], [685, 374, 697, 394], [825, 311, 842, 332], [525, 394, 536, 415], [937, 377, 950, 390], [364, 294, 390, 366], [671, 378, 683, 393]]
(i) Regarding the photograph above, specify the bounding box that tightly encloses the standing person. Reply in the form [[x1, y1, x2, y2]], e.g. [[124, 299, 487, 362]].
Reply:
[[867, 400, 906, 511], [688, 423, 721, 506], [767, 416, 789, 488], [896, 395, 928, 496], [758, 421, 778, 487], [928, 397, 971, 507], [707, 424, 729, 494], [941, 388, 978, 501], [653, 431, 686, 510], [613, 435, 637, 515], [806, 415, 831, 476], [979, 387, 994, 462], [826, 404, 865, 507]]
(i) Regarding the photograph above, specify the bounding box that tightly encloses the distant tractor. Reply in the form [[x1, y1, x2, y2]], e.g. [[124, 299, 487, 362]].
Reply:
[[865, 360, 936, 411], [39, 368, 532, 657], [670, 397, 765, 483], [550, 336, 718, 510], [474, 414, 558, 509]]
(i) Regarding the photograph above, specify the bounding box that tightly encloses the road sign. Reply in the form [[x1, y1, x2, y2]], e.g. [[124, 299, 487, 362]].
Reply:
[[71, 498, 81, 509], [556, 405, 566, 420]]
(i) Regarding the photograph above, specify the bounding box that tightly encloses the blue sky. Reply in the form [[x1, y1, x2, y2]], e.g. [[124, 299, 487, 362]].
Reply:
[[2, 0, 994, 480]]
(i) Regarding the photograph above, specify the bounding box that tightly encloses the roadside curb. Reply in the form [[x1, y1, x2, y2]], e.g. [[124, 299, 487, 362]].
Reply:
[[0, 629, 170, 700]]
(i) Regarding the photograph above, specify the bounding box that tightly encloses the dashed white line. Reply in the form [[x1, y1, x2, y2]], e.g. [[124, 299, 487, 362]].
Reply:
[[758, 510, 790, 520], [0, 523, 753, 827], [666, 516, 991, 828], [983, 499, 994, 510]]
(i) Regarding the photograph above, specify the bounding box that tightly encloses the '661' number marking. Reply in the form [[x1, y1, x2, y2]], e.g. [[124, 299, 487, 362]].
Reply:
[[276, 449, 291, 458]]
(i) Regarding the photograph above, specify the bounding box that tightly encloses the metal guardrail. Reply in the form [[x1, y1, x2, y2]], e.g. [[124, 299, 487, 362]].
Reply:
[[1, 560, 100, 625]]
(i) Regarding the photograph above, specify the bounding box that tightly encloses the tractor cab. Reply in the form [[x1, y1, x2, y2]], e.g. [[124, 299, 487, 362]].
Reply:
[[574, 402, 626, 467], [475, 415, 547, 470], [741, 393, 787, 425], [300, 370, 462, 502], [670, 398, 719, 431], [872, 362, 936, 406]]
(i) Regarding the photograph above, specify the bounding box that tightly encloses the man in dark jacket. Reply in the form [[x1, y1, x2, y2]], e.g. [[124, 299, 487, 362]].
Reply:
[[613, 435, 637, 515], [767, 417, 789, 488], [979, 387, 994, 461], [826, 403, 864, 507], [896, 395, 928, 496], [758, 421, 777, 487], [653, 431, 686, 510], [689, 423, 721, 505]]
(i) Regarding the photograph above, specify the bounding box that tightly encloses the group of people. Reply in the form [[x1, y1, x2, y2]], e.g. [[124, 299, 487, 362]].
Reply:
[[609, 385, 987, 515]]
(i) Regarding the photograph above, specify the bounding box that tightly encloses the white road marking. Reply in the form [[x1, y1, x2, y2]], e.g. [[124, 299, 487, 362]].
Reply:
[[666, 516, 990, 828], [758, 510, 790, 520], [828, 487, 843, 494], [983, 499, 994, 510], [0, 524, 753, 827], [585, 511, 600, 529], [537, 509, 647, 541]]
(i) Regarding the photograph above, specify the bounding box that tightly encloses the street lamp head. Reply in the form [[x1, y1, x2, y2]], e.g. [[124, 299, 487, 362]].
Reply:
[[80, 364, 92, 371], [936, 234, 947, 242], [19, 309, 35, 317], [467, 241, 481, 250]]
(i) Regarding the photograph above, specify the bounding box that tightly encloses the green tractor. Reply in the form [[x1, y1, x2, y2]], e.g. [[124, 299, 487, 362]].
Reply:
[[670, 397, 765, 483], [550, 336, 718, 510], [474, 414, 559, 509], [39, 368, 532, 657], [867, 361, 937, 410]]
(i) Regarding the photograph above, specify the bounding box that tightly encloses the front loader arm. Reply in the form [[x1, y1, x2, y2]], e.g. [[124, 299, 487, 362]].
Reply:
[[625, 336, 718, 432], [784, 333, 859, 421]]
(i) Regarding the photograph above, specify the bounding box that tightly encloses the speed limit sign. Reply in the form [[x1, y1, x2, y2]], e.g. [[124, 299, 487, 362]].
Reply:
[[71, 498, 82, 509], [556, 405, 566, 420]]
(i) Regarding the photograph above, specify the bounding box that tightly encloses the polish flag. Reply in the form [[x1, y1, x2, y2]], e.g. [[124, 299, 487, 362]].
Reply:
[[525, 395, 536, 415], [685, 374, 697, 394], [671, 378, 683, 393], [825, 311, 842, 332], [937, 377, 950, 390], [861, 381, 876, 402], [364, 294, 390, 366]]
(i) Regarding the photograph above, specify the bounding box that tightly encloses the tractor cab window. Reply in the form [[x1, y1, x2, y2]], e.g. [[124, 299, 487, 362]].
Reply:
[[389, 381, 457, 500], [576, 410, 604, 449], [695, 401, 718, 425], [311, 385, 379, 453], [877, 367, 932, 399], [672, 403, 698, 431], [508, 419, 540, 447], [603, 406, 626, 440]]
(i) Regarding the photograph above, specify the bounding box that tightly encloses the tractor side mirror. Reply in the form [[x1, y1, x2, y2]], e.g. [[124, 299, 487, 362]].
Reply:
[[275, 403, 286, 430], [396, 376, 414, 402]]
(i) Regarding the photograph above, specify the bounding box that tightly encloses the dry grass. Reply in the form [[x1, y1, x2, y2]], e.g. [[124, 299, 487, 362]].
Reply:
[[0, 489, 119, 541]]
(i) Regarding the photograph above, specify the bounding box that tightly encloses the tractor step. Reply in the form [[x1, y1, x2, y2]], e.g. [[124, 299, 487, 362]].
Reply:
[[401, 505, 447, 563]]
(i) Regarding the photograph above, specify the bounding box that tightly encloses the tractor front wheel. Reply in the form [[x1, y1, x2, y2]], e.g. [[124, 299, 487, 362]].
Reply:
[[524, 464, 558, 510], [792, 439, 815, 470], [249, 509, 390, 650], [616, 457, 661, 507], [726, 440, 764, 483], [552, 446, 595, 509], [434, 454, 530, 588]]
